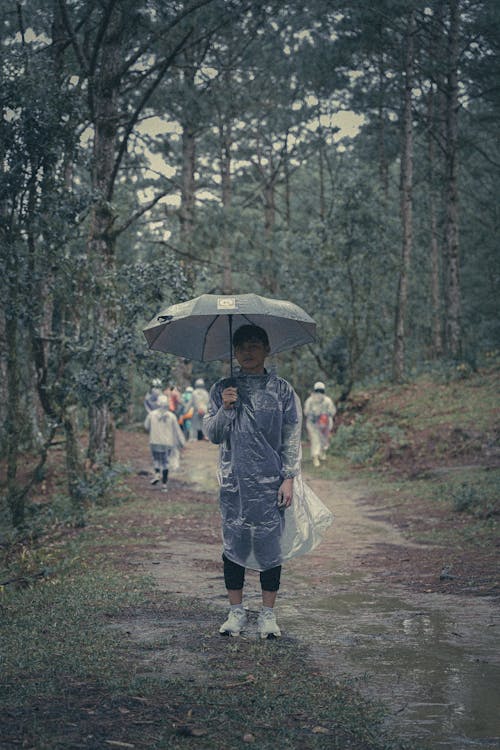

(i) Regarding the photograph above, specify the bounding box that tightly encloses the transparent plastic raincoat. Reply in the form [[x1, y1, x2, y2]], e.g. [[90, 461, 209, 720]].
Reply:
[[204, 370, 333, 571]]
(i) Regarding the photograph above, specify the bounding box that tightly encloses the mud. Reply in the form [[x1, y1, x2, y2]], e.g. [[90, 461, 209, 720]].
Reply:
[[122, 435, 500, 750]]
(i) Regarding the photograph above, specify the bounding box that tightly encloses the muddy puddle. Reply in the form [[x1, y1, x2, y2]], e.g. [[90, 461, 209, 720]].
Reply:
[[279, 576, 500, 749], [142, 442, 500, 750]]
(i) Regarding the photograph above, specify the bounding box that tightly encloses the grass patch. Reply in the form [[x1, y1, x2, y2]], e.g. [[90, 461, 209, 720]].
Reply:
[[363, 364, 499, 433], [0, 579, 412, 749]]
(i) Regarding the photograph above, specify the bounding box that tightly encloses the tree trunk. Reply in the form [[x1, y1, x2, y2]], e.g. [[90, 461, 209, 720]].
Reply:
[[86, 6, 123, 465], [179, 56, 197, 289], [284, 138, 291, 231], [219, 119, 233, 293], [63, 407, 85, 513], [393, 13, 415, 382], [88, 403, 115, 467], [377, 56, 389, 204], [262, 146, 279, 295], [180, 122, 197, 287], [444, 0, 461, 357], [5, 252, 23, 528], [427, 88, 443, 357], [318, 132, 326, 226]]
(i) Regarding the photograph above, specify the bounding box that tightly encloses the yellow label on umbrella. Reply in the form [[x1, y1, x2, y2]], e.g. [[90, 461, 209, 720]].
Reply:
[[217, 297, 237, 310]]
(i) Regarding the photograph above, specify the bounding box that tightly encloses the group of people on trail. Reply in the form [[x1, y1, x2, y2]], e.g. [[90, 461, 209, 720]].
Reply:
[[143, 328, 336, 637], [143, 377, 210, 492]]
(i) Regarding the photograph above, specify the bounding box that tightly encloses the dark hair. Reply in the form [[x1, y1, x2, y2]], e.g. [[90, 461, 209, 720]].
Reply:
[[232, 324, 270, 349]]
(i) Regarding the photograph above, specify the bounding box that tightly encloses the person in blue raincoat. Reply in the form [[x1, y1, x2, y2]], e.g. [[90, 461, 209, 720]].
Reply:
[[204, 324, 302, 640]]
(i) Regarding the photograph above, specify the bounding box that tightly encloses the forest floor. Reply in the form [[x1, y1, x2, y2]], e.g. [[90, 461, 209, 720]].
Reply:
[[1, 365, 499, 749]]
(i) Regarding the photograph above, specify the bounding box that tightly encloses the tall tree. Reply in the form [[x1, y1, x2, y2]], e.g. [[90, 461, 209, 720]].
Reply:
[[393, 11, 416, 381], [59, 0, 200, 464], [443, 0, 462, 357]]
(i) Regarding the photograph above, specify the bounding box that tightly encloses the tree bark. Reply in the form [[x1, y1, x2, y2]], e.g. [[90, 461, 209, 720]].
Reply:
[[393, 13, 415, 382]]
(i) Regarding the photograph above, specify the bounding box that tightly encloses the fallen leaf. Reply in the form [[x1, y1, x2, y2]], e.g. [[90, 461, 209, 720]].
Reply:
[[220, 673, 257, 689], [243, 733, 255, 743], [105, 742, 135, 748], [312, 726, 330, 735]]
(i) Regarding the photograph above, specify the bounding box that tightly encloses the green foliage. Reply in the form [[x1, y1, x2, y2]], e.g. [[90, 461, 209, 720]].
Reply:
[[434, 473, 500, 518], [330, 418, 382, 464]]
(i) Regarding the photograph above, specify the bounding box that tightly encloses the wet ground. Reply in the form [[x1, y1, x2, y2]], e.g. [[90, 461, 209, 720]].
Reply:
[[131, 438, 500, 750]]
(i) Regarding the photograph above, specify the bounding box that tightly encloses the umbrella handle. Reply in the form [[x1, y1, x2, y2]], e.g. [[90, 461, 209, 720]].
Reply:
[[228, 314, 234, 380]]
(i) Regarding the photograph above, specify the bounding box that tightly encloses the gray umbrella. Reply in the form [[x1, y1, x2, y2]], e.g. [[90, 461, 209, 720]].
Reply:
[[143, 293, 316, 375]]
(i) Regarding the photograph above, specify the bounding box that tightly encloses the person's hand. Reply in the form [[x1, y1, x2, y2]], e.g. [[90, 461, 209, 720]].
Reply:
[[277, 478, 294, 508], [222, 386, 238, 409]]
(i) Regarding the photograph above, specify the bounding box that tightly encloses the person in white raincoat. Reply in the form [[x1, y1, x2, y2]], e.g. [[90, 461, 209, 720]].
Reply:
[[303, 381, 336, 467], [191, 378, 210, 440], [144, 394, 185, 491], [204, 324, 332, 639]]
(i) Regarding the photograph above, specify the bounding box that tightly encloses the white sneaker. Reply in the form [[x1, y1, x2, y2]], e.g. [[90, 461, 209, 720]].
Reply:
[[257, 609, 281, 639], [219, 607, 247, 637], [150, 475, 160, 485], [161, 484, 168, 493], [312, 456, 320, 467]]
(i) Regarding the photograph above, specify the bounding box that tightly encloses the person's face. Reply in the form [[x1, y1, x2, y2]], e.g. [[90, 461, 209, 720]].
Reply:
[[234, 337, 269, 374]]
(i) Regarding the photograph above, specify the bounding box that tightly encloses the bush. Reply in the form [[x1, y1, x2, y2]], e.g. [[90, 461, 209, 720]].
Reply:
[[330, 418, 381, 464], [450, 480, 499, 517]]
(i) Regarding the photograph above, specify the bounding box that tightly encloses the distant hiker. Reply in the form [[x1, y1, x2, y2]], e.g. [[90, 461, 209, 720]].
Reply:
[[191, 378, 210, 441], [164, 383, 182, 416], [162, 383, 183, 468], [144, 394, 185, 492], [303, 381, 336, 467], [179, 385, 194, 439], [144, 378, 162, 413]]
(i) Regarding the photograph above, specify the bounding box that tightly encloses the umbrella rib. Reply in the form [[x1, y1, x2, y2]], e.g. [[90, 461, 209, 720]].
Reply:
[[277, 319, 315, 350], [145, 324, 168, 350], [201, 314, 220, 360]]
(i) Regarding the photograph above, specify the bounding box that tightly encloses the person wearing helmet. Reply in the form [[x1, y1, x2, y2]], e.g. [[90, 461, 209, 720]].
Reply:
[[303, 381, 336, 467], [144, 394, 185, 491], [191, 378, 210, 440], [144, 378, 162, 413]]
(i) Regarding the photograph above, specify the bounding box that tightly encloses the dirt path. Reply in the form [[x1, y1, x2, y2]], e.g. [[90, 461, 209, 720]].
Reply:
[[120, 435, 500, 750]]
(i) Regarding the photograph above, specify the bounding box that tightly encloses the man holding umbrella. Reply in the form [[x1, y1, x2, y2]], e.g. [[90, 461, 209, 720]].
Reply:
[[204, 324, 301, 639], [144, 293, 332, 639]]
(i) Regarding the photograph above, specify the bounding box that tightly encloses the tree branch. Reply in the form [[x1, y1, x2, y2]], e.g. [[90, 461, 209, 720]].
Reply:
[[108, 27, 194, 201]]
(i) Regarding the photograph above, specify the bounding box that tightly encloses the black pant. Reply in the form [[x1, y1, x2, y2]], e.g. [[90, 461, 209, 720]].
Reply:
[[222, 553, 281, 592]]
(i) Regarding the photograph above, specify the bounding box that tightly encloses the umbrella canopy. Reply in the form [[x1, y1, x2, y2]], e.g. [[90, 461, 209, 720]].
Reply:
[[143, 293, 316, 363]]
